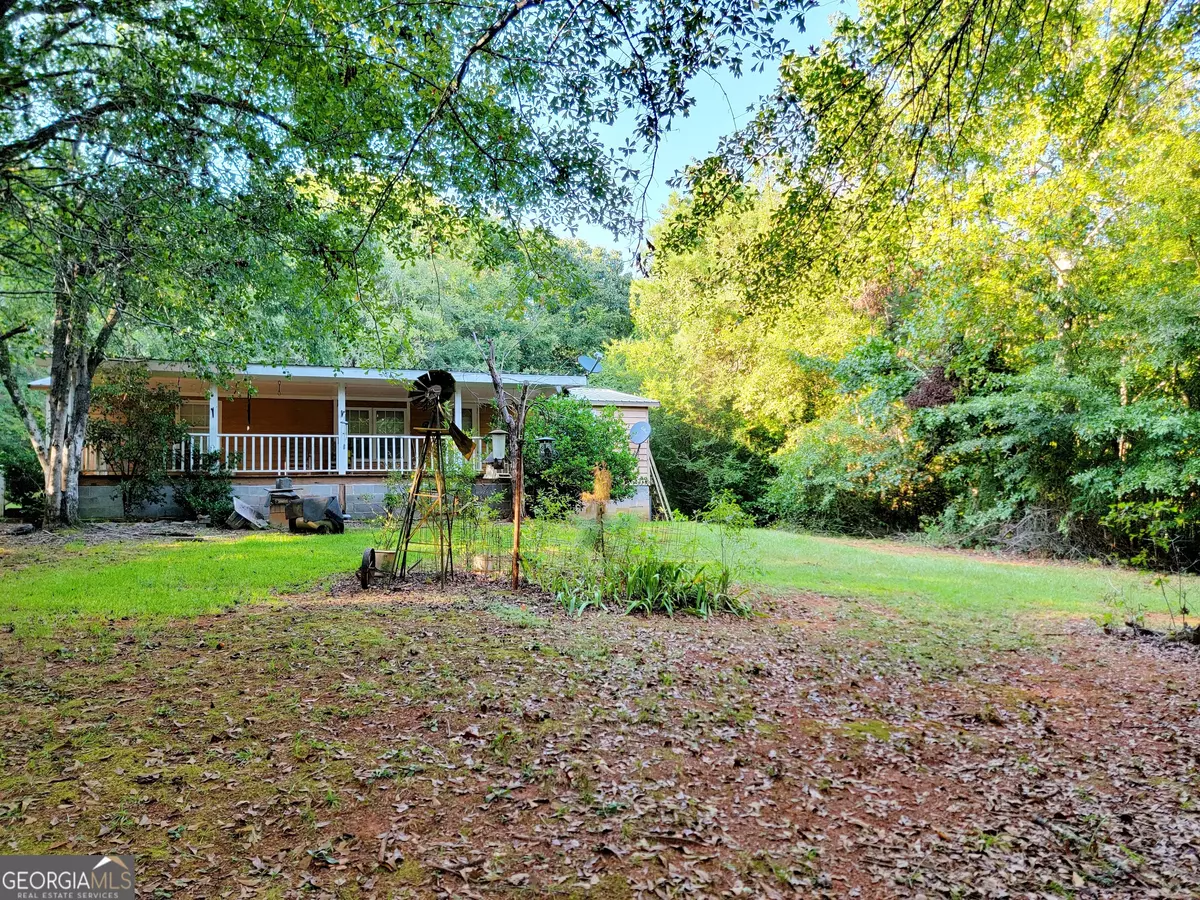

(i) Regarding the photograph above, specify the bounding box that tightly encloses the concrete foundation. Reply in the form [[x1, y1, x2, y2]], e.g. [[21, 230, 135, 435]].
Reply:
[[78, 479, 651, 521]]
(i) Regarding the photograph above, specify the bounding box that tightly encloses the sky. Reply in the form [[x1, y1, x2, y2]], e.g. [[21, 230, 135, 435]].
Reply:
[[562, 3, 844, 258]]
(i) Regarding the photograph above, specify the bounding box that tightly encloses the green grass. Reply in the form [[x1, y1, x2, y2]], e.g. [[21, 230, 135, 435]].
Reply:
[[1, 522, 1187, 635], [0, 532, 364, 632], [743, 528, 1179, 623]]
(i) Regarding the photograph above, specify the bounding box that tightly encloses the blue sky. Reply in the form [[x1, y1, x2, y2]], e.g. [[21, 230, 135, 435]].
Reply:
[[564, 3, 844, 257]]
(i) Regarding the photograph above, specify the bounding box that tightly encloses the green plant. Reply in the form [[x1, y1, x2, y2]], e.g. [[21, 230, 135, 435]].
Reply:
[[618, 548, 748, 618], [523, 394, 637, 514], [87, 367, 188, 517], [173, 450, 239, 523], [0, 405, 41, 520], [523, 518, 750, 619]]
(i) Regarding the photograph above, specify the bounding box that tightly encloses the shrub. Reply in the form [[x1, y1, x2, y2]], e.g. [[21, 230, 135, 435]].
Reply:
[[1, 405, 42, 520], [644, 408, 776, 522], [88, 366, 187, 517], [173, 450, 238, 523], [523, 394, 637, 515], [767, 409, 936, 533]]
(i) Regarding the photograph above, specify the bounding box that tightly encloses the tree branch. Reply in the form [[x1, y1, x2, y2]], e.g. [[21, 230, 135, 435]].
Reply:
[[0, 98, 130, 165], [353, 0, 550, 252], [0, 323, 48, 463]]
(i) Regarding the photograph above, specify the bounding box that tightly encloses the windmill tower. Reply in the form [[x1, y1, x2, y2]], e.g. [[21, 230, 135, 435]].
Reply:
[[391, 370, 476, 583]]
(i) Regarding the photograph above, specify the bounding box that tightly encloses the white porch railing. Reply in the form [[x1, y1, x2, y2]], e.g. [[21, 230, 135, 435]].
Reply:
[[348, 434, 485, 473], [82, 433, 488, 476], [220, 433, 338, 475], [82, 434, 209, 476]]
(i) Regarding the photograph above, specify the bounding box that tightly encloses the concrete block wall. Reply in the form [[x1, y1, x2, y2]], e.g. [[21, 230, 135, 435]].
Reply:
[[345, 483, 390, 519], [79, 484, 191, 519], [78, 479, 649, 521]]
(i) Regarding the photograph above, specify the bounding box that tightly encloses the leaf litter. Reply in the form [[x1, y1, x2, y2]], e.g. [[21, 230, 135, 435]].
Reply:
[[0, 583, 1195, 898]]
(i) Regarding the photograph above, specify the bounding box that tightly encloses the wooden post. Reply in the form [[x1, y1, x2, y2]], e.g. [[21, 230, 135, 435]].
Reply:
[[336, 382, 348, 475], [207, 385, 219, 454]]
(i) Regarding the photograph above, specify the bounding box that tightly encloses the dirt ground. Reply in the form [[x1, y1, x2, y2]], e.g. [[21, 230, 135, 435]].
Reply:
[[0, 582, 1196, 899]]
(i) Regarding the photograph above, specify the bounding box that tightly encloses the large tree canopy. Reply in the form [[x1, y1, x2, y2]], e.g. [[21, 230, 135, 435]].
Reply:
[[611, 0, 1200, 560], [0, 0, 806, 523]]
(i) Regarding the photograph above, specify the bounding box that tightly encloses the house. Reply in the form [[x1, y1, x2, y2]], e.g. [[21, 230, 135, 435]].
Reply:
[[29, 361, 660, 520]]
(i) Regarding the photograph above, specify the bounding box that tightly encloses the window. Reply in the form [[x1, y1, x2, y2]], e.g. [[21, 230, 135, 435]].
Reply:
[[461, 407, 474, 434], [179, 401, 209, 433], [347, 407, 407, 435], [375, 409, 406, 435]]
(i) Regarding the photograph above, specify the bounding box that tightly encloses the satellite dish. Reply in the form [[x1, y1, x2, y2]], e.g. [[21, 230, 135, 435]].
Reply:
[[629, 421, 651, 445], [578, 354, 602, 375]]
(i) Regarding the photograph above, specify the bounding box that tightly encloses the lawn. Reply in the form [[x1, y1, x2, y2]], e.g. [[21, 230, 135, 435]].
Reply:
[[744, 529, 1175, 622], [1, 524, 1197, 898], [0, 531, 365, 631], [1, 523, 1179, 634]]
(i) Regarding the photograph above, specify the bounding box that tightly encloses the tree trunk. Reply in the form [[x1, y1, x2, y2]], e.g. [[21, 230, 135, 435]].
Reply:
[[510, 442, 523, 590], [1, 251, 118, 528], [477, 333, 531, 591], [42, 256, 93, 525]]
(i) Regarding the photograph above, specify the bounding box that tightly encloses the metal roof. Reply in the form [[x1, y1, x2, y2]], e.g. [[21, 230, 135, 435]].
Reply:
[[28, 359, 587, 389], [566, 386, 660, 408]]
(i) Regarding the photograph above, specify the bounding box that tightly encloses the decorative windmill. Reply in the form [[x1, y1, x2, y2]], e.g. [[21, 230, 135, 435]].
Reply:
[[389, 371, 476, 582]]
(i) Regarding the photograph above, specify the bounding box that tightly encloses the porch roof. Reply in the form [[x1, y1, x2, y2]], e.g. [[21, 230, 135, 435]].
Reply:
[[28, 359, 588, 390], [564, 386, 661, 408]]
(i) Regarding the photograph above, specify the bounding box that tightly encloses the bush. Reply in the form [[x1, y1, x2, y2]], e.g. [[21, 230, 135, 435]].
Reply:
[[523, 394, 638, 515], [646, 408, 777, 523], [1, 404, 42, 520], [88, 366, 188, 516], [767, 409, 936, 533], [173, 450, 238, 523]]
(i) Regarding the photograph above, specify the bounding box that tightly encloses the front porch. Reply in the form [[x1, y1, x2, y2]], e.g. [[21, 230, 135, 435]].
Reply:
[[84, 432, 490, 477], [77, 364, 561, 478]]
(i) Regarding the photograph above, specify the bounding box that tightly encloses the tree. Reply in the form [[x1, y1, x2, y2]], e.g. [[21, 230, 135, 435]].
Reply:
[[523, 394, 637, 513], [391, 237, 633, 374], [479, 335, 534, 590], [678, 0, 1199, 307], [1, 0, 808, 526], [87, 367, 188, 517]]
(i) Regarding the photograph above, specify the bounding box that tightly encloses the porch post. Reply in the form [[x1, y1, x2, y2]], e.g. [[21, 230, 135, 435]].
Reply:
[[207, 385, 219, 452], [453, 386, 463, 429], [336, 381, 348, 475]]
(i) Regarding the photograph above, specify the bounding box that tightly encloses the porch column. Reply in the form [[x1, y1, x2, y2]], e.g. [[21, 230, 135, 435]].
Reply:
[[336, 382, 348, 475], [207, 386, 219, 452], [453, 386, 462, 429]]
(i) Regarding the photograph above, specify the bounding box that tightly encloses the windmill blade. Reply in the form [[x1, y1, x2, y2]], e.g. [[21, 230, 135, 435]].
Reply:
[[448, 420, 476, 459], [411, 370, 456, 408]]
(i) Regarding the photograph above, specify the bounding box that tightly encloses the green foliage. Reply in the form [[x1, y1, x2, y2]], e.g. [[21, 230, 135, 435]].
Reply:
[[619, 551, 746, 619], [523, 395, 637, 515], [172, 450, 238, 524], [87, 368, 188, 517], [767, 407, 936, 534], [617, 0, 1200, 567], [394, 239, 633, 374], [524, 518, 750, 619], [643, 408, 777, 522], [0, 402, 40, 519]]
